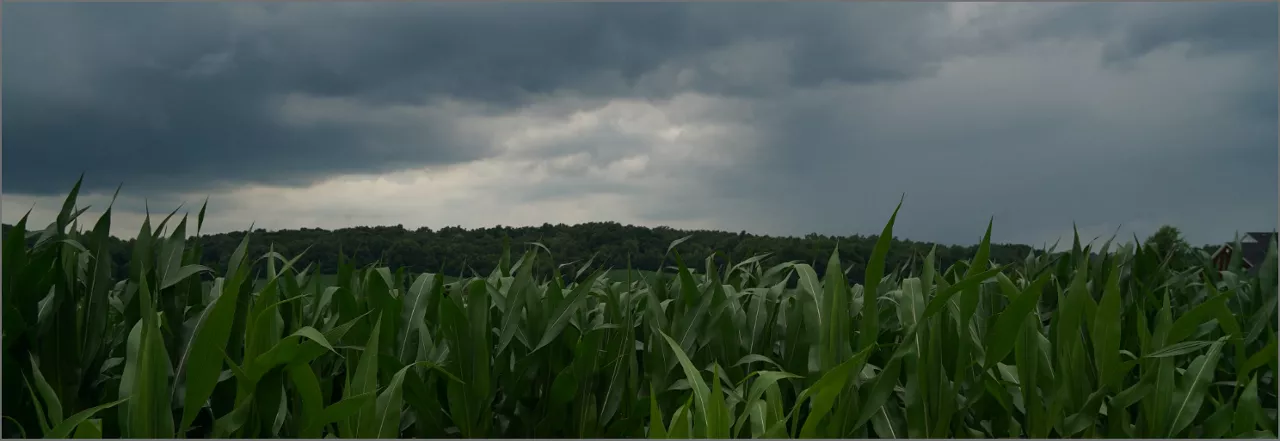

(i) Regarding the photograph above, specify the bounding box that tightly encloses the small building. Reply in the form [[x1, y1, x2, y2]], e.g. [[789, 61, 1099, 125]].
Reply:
[[1210, 232, 1277, 274]]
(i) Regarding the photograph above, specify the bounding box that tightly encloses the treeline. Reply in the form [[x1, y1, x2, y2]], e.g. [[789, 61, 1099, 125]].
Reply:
[[1, 221, 1215, 283]]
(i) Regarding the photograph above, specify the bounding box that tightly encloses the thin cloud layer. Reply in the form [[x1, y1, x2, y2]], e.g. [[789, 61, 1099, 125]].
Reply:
[[3, 2, 1276, 246]]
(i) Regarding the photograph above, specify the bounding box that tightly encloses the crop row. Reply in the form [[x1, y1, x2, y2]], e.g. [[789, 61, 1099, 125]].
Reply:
[[2, 180, 1275, 438]]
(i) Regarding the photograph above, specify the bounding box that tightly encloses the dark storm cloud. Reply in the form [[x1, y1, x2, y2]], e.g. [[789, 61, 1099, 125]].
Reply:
[[1092, 2, 1276, 63], [962, 2, 1277, 64], [3, 1, 1275, 246], [3, 2, 950, 196], [661, 8, 1278, 246], [3, 3, 484, 195]]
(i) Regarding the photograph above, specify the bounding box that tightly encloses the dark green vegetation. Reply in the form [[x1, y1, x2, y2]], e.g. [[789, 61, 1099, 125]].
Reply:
[[5, 210, 1046, 285], [0, 198, 1231, 285], [3, 180, 1276, 438]]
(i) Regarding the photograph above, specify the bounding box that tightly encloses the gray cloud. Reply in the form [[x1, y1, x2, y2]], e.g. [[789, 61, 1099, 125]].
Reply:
[[2, 2, 954, 196], [3, 2, 1276, 246], [958, 2, 1276, 63], [612, 5, 1275, 244]]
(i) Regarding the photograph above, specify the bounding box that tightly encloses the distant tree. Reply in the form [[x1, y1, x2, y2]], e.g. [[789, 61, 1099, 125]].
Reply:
[[1144, 225, 1189, 257]]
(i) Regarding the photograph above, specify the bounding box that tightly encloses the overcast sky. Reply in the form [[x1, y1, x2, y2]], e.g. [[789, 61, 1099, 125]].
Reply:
[[3, 2, 1276, 247]]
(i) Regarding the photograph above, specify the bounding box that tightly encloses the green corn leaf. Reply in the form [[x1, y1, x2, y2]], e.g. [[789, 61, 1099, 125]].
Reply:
[[984, 271, 1051, 370], [1092, 260, 1123, 389], [666, 396, 692, 439], [731, 370, 801, 437], [80, 200, 116, 379], [1233, 374, 1265, 436], [921, 265, 1005, 320], [852, 356, 903, 431], [657, 329, 715, 437], [350, 314, 384, 436], [796, 344, 876, 438], [1167, 294, 1230, 346], [23, 375, 51, 436], [1166, 337, 1228, 437], [45, 398, 127, 439], [464, 279, 493, 430], [363, 362, 435, 438], [707, 365, 731, 438], [289, 363, 325, 438], [861, 198, 903, 354], [1145, 340, 1221, 359], [125, 271, 174, 439], [212, 392, 255, 438], [29, 355, 64, 429], [648, 384, 667, 439], [732, 354, 784, 371], [535, 271, 603, 352], [307, 392, 377, 437], [71, 419, 102, 439], [496, 250, 535, 355], [398, 273, 434, 363], [1241, 338, 1276, 378], [821, 247, 852, 371], [1203, 400, 1236, 438], [177, 277, 239, 434]]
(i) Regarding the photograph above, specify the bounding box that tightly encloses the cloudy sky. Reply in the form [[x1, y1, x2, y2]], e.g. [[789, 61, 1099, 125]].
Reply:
[[3, 2, 1276, 247]]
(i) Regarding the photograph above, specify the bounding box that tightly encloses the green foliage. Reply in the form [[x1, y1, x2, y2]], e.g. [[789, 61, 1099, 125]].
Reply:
[[2, 181, 1276, 439], [5, 215, 1042, 287], [1145, 225, 1192, 261]]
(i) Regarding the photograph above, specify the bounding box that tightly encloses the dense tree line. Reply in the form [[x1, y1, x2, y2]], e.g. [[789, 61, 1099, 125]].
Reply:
[[2, 221, 1222, 284]]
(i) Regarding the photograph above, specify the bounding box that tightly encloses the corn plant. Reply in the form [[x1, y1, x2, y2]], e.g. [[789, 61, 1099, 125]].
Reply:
[[2, 179, 1276, 438]]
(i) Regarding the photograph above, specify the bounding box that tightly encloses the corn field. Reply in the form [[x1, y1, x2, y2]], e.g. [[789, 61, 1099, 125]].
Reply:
[[2, 179, 1276, 439]]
